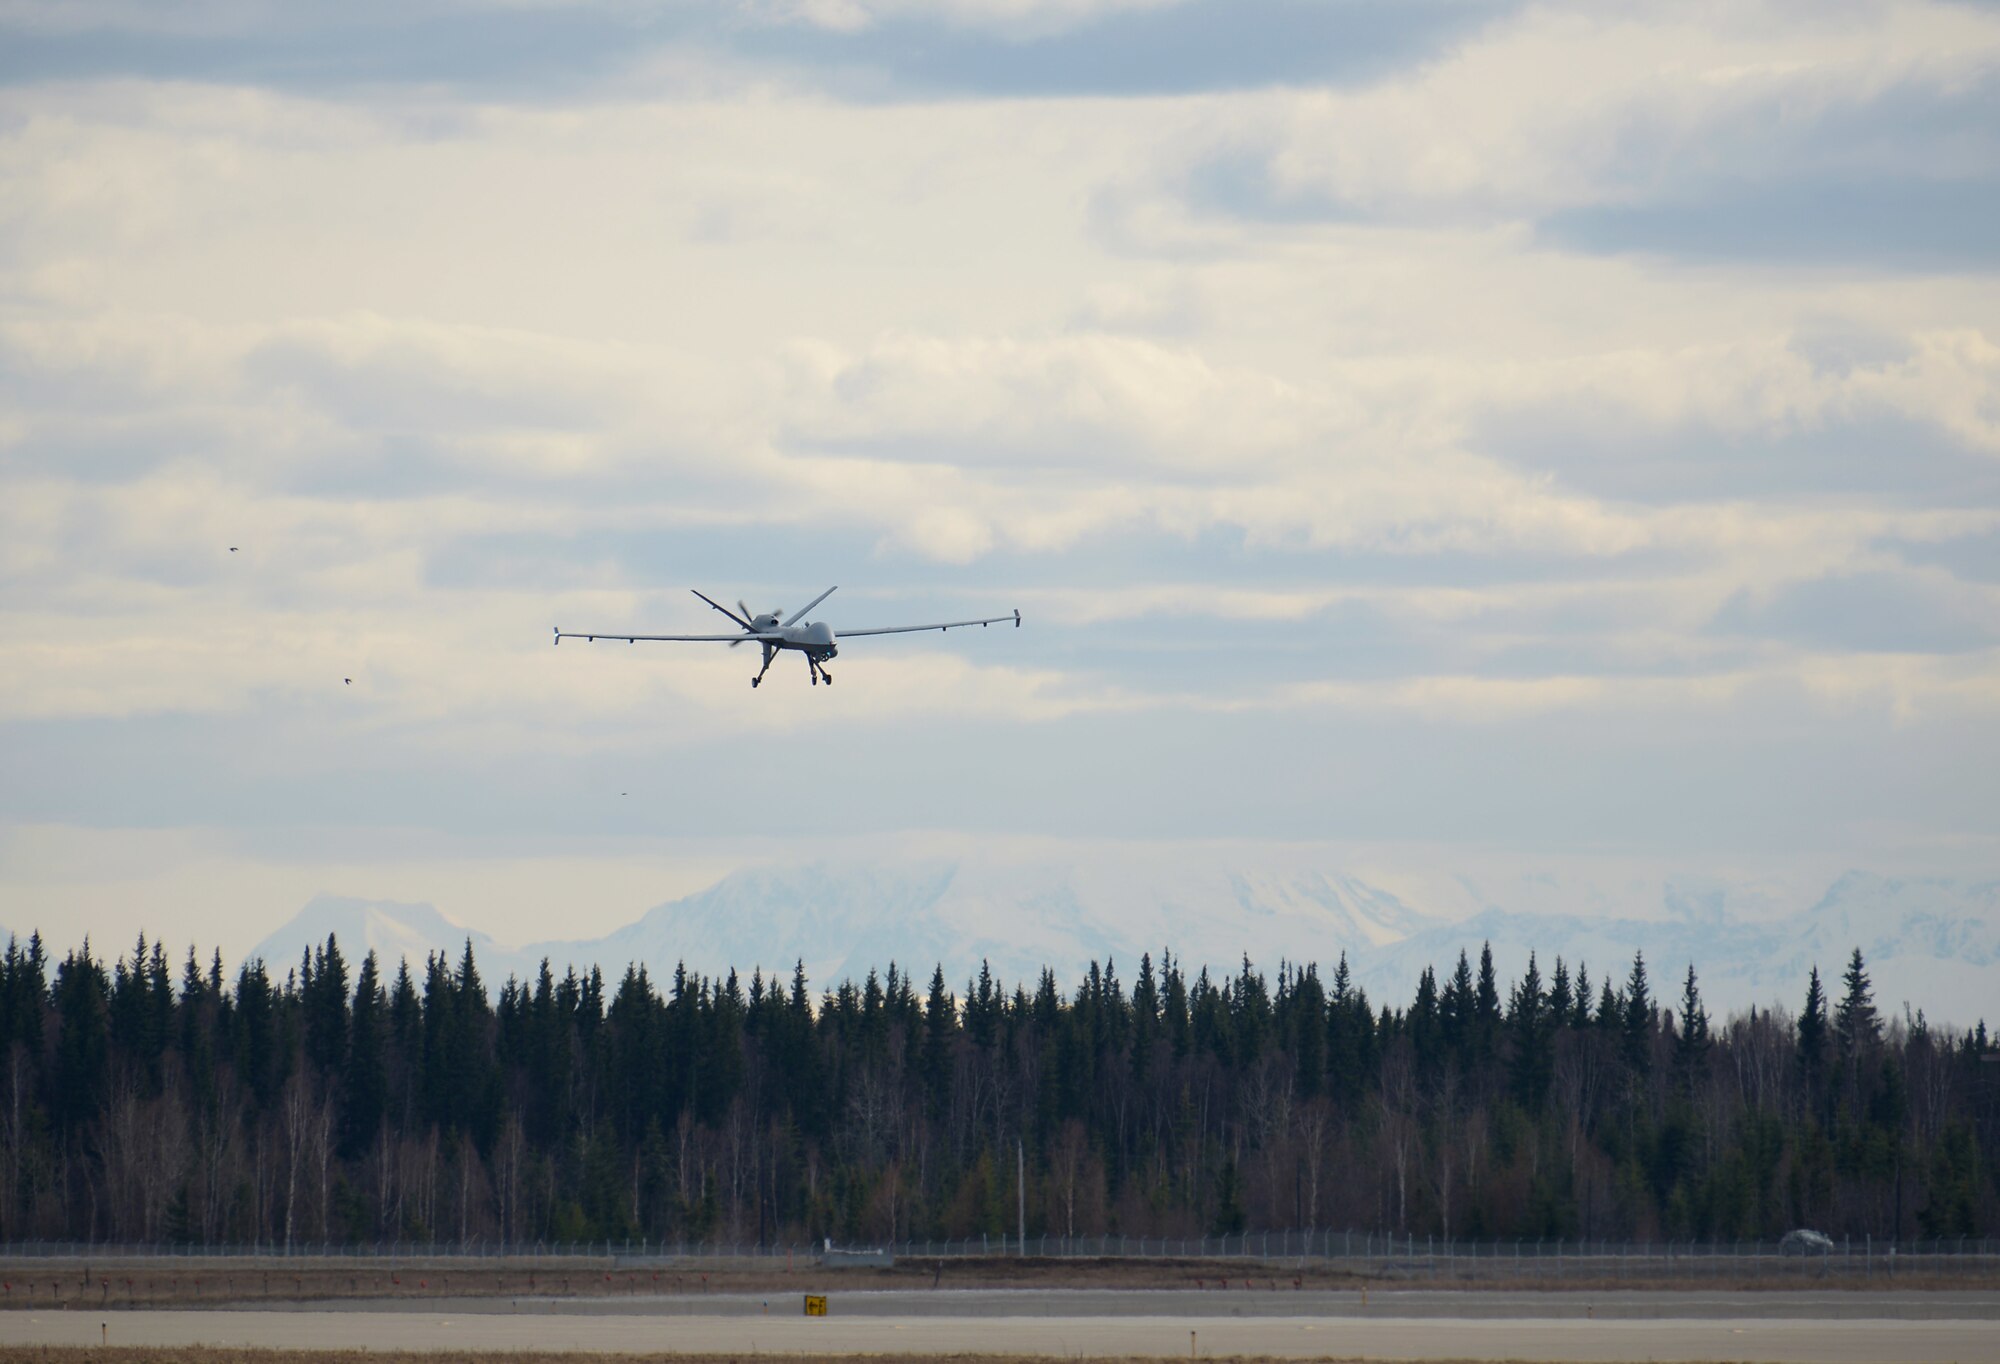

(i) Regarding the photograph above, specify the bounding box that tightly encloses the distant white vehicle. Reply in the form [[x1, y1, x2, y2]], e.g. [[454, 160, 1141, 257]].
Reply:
[[1779, 1229, 1834, 1255], [556, 587, 1019, 688]]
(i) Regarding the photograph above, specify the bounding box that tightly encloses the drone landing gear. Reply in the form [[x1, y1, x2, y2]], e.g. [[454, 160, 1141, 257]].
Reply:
[[808, 657, 833, 687], [752, 652, 775, 689]]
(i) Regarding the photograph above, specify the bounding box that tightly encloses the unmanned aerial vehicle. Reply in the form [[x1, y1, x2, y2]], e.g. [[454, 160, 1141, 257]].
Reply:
[[555, 587, 1019, 688]]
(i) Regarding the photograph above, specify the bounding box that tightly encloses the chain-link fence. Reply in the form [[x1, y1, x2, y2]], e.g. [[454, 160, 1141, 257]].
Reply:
[[1, 1232, 1994, 1280]]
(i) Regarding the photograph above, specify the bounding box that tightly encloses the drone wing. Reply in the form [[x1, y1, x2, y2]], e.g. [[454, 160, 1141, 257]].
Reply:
[[555, 628, 781, 645], [783, 586, 837, 627], [838, 609, 1020, 637], [691, 589, 755, 630]]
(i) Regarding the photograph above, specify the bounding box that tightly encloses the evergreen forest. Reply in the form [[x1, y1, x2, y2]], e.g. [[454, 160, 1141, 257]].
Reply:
[[1, 931, 1992, 1248]]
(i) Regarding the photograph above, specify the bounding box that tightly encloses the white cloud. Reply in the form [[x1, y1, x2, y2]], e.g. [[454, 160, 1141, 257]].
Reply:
[[1253, 0, 2000, 216], [749, 0, 1182, 38], [3, 0, 1999, 903]]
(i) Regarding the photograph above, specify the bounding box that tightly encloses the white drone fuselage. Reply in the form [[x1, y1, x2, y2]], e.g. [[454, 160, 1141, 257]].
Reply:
[[754, 617, 838, 659]]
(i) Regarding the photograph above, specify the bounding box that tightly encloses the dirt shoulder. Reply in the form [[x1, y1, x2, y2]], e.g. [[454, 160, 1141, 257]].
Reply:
[[0, 1254, 1990, 1308], [0, 1344, 1552, 1352]]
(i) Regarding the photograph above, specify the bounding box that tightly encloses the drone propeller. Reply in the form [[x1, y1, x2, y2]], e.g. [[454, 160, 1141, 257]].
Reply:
[[733, 600, 756, 647]]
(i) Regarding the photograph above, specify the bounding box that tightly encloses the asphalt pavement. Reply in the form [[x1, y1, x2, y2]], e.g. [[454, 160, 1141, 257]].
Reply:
[[2, 1290, 1997, 1361]]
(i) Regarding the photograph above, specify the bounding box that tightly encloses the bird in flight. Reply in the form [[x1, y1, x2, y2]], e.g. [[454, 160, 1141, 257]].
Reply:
[[343, 678, 351, 685], [556, 587, 1019, 689]]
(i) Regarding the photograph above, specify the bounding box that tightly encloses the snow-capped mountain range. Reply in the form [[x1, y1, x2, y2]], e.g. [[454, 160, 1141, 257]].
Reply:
[[247, 854, 2000, 1029]]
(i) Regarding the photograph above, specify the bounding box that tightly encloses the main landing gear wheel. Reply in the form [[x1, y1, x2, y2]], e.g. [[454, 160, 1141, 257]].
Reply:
[[822, 671, 833, 685], [751, 677, 760, 688]]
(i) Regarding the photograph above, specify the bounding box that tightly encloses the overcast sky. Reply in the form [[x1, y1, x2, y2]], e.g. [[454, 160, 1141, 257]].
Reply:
[[3, 0, 1998, 959]]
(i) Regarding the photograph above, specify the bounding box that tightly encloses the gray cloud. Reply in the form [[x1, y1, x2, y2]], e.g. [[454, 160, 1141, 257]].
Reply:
[[1173, 72, 2000, 253], [1528, 73, 2000, 270], [1880, 527, 2000, 585], [1540, 175, 2000, 272], [0, 7, 676, 96], [0, 0, 1504, 98], [5, 0, 2000, 933], [424, 520, 1699, 601], [1480, 409, 2000, 508], [1710, 569, 2000, 654], [242, 334, 607, 436], [1181, 152, 1358, 224], [735, 0, 1504, 99], [9, 675, 1998, 857]]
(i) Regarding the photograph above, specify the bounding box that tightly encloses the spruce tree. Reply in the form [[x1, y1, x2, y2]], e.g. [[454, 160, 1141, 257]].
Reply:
[[146, 937, 172, 1058], [1290, 962, 1325, 1099], [1834, 947, 1881, 1057], [1673, 963, 1709, 1086], [1162, 954, 1190, 1059], [305, 934, 349, 1080], [1327, 954, 1362, 1103], [1474, 942, 1502, 1063], [1620, 951, 1652, 1075], [968, 959, 999, 1050], [388, 958, 422, 1126], [1441, 951, 1475, 1062], [233, 956, 281, 1110], [178, 944, 215, 1099], [1508, 952, 1551, 1110], [1130, 952, 1159, 1082], [1409, 965, 1441, 1074], [342, 951, 388, 1158], [1549, 957, 1573, 1026], [1797, 965, 1829, 1079], [923, 965, 955, 1122], [52, 944, 110, 1133]]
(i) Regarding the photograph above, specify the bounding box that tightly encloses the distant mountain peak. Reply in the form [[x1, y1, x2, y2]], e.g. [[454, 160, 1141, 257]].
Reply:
[[251, 894, 502, 977], [243, 855, 1998, 1030]]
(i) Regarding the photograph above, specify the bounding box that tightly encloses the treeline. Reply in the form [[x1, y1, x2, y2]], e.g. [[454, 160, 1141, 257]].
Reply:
[[0, 931, 1992, 1248]]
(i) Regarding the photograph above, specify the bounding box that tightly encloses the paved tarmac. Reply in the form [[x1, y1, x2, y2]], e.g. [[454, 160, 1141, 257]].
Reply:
[[286, 1287, 2000, 1320], [2, 1308, 1996, 1360], [2, 1293, 1997, 1361]]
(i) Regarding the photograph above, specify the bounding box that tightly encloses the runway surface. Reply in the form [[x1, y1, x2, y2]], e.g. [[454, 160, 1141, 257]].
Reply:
[[4, 1308, 1996, 1360], [4, 1292, 1998, 1361], [294, 1287, 2000, 1320]]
